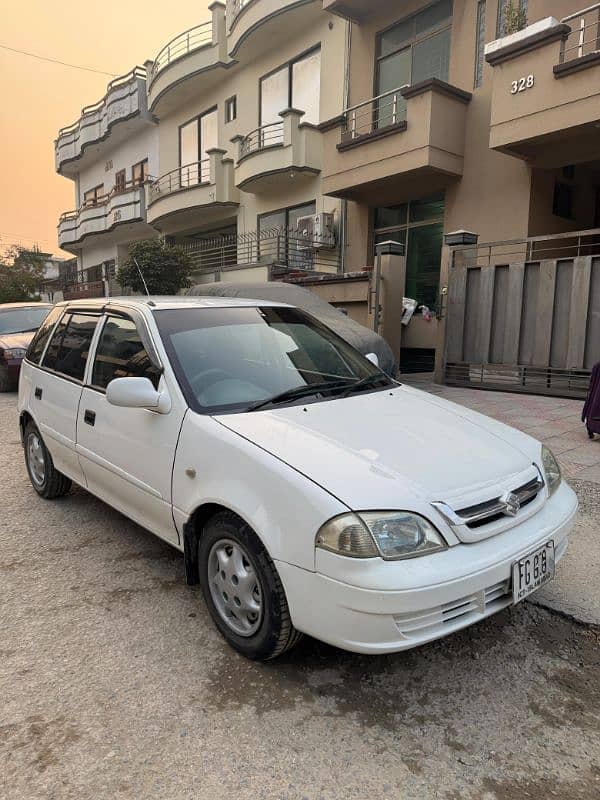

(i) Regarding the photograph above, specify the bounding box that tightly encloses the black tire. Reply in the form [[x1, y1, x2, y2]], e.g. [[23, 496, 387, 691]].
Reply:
[[198, 511, 303, 661], [23, 421, 72, 500], [0, 365, 15, 393]]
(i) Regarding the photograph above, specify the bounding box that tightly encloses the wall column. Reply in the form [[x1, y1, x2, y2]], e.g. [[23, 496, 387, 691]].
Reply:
[[375, 240, 406, 374]]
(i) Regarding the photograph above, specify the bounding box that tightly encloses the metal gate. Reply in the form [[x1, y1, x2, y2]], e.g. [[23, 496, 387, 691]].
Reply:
[[443, 229, 600, 398]]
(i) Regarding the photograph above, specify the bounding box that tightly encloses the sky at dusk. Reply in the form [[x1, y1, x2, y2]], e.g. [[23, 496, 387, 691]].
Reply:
[[0, 0, 210, 260]]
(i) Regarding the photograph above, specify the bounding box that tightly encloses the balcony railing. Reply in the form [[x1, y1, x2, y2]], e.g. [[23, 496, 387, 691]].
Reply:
[[181, 226, 340, 277], [150, 21, 213, 80], [148, 161, 211, 203], [341, 87, 409, 143], [59, 179, 149, 223], [239, 121, 285, 158], [227, 0, 251, 25], [560, 3, 600, 63], [56, 67, 146, 138]]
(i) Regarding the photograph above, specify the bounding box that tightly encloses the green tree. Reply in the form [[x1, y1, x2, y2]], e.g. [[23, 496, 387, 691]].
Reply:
[[0, 246, 45, 304], [117, 239, 193, 295]]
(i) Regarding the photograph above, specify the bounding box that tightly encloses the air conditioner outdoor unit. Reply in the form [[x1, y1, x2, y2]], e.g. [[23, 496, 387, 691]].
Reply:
[[296, 212, 336, 249]]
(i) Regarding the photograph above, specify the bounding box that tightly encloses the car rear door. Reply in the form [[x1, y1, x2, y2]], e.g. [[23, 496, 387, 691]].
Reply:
[[76, 310, 185, 546], [30, 310, 101, 485]]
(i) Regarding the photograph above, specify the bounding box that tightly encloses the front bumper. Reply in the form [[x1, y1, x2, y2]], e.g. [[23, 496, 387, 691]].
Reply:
[[276, 482, 578, 654]]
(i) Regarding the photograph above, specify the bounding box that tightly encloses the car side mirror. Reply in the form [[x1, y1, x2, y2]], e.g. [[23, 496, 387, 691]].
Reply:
[[366, 353, 379, 368], [106, 377, 171, 414]]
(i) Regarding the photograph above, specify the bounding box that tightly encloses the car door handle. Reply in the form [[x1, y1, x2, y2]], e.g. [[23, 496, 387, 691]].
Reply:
[[34, 387, 42, 400], [84, 410, 96, 427]]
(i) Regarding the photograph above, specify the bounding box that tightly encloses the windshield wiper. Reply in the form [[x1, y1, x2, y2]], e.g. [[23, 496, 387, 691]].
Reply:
[[246, 380, 354, 412], [338, 372, 392, 399]]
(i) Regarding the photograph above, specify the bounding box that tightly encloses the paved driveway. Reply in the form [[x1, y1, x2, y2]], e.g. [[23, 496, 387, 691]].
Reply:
[[1, 391, 599, 800]]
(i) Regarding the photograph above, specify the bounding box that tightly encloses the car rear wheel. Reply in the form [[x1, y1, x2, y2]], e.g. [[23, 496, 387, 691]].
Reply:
[[24, 422, 72, 499], [198, 511, 302, 661]]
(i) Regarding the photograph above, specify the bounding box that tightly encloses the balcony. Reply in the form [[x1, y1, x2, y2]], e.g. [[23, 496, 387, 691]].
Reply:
[[486, 10, 600, 166], [58, 183, 149, 252], [321, 79, 471, 203], [55, 67, 151, 176], [147, 5, 227, 117], [233, 109, 322, 194], [321, 0, 389, 22], [146, 149, 239, 234], [226, 0, 322, 59]]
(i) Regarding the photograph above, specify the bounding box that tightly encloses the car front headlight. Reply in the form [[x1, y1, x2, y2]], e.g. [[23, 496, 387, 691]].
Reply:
[[316, 511, 447, 561], [541, 446, 562, 497]]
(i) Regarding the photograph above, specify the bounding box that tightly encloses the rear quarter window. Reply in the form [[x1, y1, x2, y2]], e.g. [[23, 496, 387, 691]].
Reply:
[[26, 307, 64, 365]]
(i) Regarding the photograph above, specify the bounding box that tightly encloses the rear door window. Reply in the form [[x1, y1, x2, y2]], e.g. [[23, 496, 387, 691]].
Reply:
[[43, 313, 99, 382], [26, 307, 64, 365]]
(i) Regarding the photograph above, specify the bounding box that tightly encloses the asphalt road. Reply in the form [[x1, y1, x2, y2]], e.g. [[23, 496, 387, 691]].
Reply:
[[1, 392, 599, 800]]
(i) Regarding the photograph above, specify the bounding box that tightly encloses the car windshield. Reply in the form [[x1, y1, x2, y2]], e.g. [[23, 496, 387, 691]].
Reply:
[[0, 306, 51, 335], [155, 306, 391, 414]]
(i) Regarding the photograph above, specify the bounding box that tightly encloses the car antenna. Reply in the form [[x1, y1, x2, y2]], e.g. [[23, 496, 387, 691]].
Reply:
[[133, 257, 150, 297]]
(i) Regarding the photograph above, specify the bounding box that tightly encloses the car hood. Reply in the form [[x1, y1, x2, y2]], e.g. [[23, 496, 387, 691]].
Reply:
[[0, 331, 34, 350], [215, 385, 540, 511]]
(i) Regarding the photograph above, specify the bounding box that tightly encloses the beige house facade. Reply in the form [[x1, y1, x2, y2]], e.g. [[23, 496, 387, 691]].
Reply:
[[54, 0, 600, 391]]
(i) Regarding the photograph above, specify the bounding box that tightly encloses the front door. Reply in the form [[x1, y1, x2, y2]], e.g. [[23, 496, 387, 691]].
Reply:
[[76, 313, 185, 546]]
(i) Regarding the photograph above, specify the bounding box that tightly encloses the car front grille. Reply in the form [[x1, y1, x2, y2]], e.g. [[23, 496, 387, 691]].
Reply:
[[455, 477, 544, 529]]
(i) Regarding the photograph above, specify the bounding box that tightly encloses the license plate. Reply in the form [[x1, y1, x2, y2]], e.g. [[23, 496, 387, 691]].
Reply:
[[512, 541, 555, 603]]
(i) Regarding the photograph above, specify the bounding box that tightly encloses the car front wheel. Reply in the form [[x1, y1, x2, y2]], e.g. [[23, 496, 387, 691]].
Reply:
[[199, 511, 302, 661], [24, 422, 72, 499]]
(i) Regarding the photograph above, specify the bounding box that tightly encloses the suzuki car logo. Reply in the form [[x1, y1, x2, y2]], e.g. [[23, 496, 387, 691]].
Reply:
[[501, 491, 521, 517]]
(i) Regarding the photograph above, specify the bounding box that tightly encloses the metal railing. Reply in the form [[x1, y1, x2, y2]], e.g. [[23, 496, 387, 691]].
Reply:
[[59, 179, 146, 224], [239, 121, 285, 158], [227, 0, 251, 25], [148, 161, 211, 203], [560, 3, 600, 63], [57, 67, 146, 138], [60, 263, 117, 299], [181, 226, 340, 277], [451, 227, 600, 267], [150, 21, 213, 79], [341, 86, 409, 143]]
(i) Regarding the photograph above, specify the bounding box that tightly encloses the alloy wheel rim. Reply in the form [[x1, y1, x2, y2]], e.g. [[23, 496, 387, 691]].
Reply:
[[208, 539, 263, 637], [27, 433, 46, 487]]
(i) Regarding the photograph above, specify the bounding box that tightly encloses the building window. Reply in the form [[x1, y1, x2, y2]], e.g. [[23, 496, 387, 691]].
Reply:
[[114, 169, 126, 193], [260, 48, 321, 129], [376, 0, 452, 122], [83, 184, 104, 207], [132, 160, 148, 186], [373, 193, 445, 309], [225, 95, 237, 123], [474, 1, 486, 88], [553, 182, 574, 220], [497, 0, 528, 37], [179, 109, 217, 186]]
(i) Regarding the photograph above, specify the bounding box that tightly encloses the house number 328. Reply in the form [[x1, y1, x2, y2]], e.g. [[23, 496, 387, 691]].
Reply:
[[511, 75, 535, 94]]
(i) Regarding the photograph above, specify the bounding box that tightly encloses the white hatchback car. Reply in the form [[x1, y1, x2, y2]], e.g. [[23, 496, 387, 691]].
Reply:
[[18, 297, 577, 660]]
